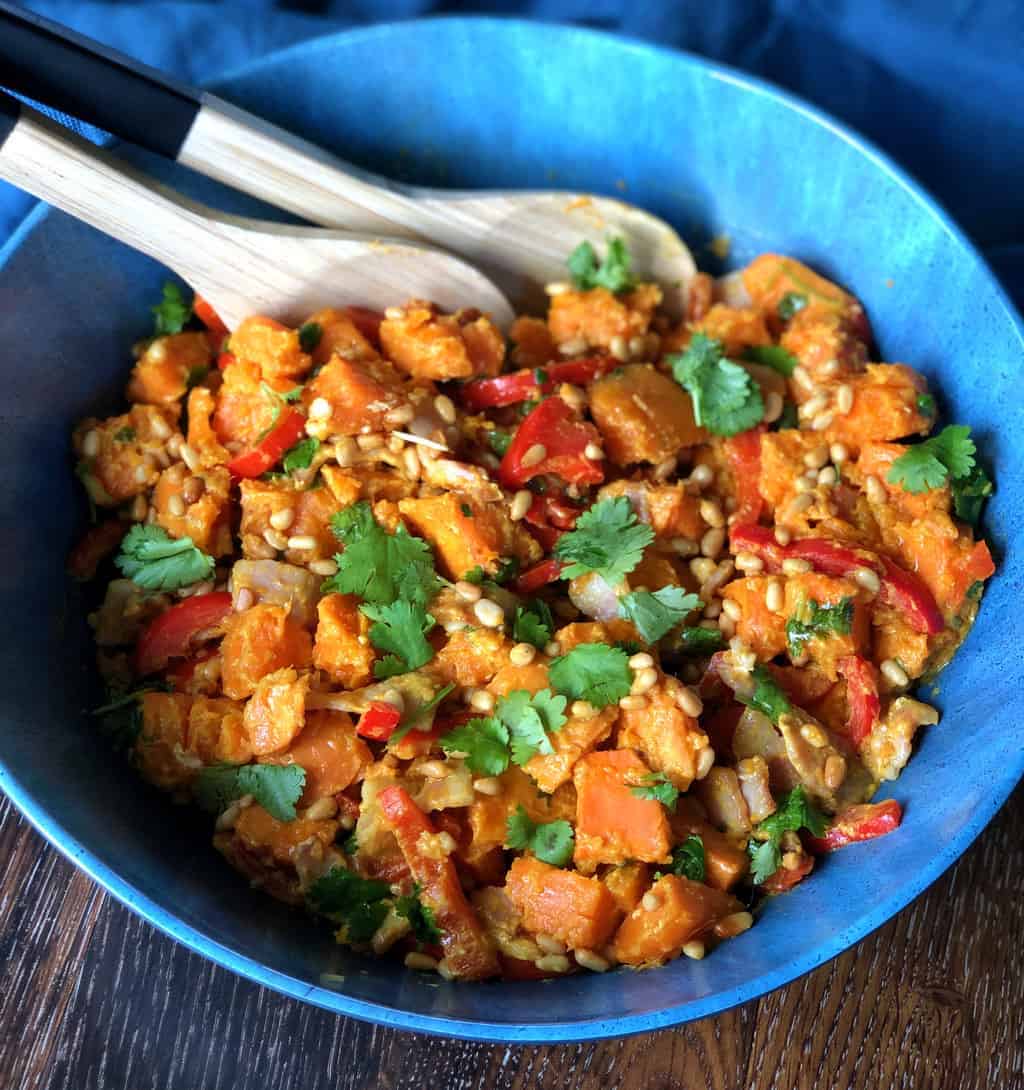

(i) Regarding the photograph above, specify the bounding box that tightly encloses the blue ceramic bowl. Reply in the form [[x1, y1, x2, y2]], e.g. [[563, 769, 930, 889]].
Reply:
[[0, 18, 1021, 1043]]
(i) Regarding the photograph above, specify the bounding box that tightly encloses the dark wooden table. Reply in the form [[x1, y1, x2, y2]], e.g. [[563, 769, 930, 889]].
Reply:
[[1, 784, 1021, 1090]]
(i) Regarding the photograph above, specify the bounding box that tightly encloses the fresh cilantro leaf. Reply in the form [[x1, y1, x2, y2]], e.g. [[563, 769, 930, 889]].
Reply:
[[785, 597, 853, 657], [887, 425, 978, 494], [440, 716, 510, 775], [325, 502, 440, 607], [758, 785, 827, 841], [619, 586, 700, 643], [748, 839, 782, 884], [675, 626, 726, 656], [115, 525, 214, 591], [630, 772, 680, 811], [282, 436, 320, 474], [389, 682, 456, 747], [497, 689, 568, 765], [462, 566, 486, 585], [669, 333, 765, 437], [113, 426, 136, 443], [460, 502, 474, 518], [533, 367, 550, 386], [777, 292, 808, 321], [744, 344, 797, 377], [513, 600, 554, 649], [668, 835, 706, 881], [916, 393, 936, 417], [489, 557, 521, 585], [395, 885, 442, 946], [950, 461, 993, 526], [553, 496, 654, 586], [298, 321, 323, 352], [567, 236, 635, 294], [615, 639, 644, 656], [487, 429, 513, 457], [505, 806, 575, 866], [738, 664, 791, 725], [548, 642, 632, 708], [341, 830, 360, 856], [279, 385, 304, 403], [307, 865, 391, 943], [361, 600, 436, 679], [151, 281, 192, 335], [194, 763, 306, 822], [967, 580, 985, 601]]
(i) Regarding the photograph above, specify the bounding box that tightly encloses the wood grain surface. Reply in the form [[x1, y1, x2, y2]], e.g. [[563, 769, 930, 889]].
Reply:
[[1, 784, 1021, 1090]]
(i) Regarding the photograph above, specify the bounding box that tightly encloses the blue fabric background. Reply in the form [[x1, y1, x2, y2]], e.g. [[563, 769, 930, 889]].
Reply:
[[3, 0, 1023, 306]]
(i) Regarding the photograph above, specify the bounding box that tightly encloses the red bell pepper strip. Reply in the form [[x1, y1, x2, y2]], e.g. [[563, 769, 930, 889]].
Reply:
[[356, 701, 403, 742], [135, 591, 233, 677], [344, 306, 384, 348], [728, 523, 944, 635], [216, 350, 236, 371], [836, 656, 881, 746], [193, 295, 230, 351], [460, 356, 615, 411], [761, 851, 814, 893], [722, 428, 765, 524], [498, 397, 605, 489], [513, 557, 565, 594], [523, 493, 581, 550], [227, 408, 307, 480], [805, 799, 903, 854], [377, 786, 500, 980]]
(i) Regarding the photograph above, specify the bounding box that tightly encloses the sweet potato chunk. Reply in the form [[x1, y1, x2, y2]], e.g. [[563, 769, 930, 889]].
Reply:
[[430, 628, 511, 689], [692, 304, 772, 356], [603, 862, 651, 915], [262, 709, 371, 803], [134, 692, 193, 790], [221, 604, 314, 700], [504, 856, 620, 951], [313, 593, 376, 688], [239, 478, 339, 563], [73, 404, 180, 505], [509, 316, 557, 368], [187, 697, 251, 765], [300, 353, 409, 437], [784, 572, 869, 678], [186, 386, 231, 469], [152, 462, 232, 556], [466, 767, 553, 864], [127, 332, 212, 405], [820, 365, 931, 452], [547, 284, 661, 350], [612, 875, 743, 966], [213, 358, 290, 448], [572, 750, 672, 873], [589, 364, 705, 465], [742, 254, 869, 340], [523, 706, 617, 794], [721, 577, 788, 661], [380, 301, 504, 380], [616, 681, 709, 790], [301, 308, 378, 368], [243, 667, 309, 755], [230, 316, 310, 381], [598, 479, 704, 541], [780, 307, 868, 384]]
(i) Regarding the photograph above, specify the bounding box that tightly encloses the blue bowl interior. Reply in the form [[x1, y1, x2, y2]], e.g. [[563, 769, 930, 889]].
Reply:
[[0, 19, 1021, 1043]]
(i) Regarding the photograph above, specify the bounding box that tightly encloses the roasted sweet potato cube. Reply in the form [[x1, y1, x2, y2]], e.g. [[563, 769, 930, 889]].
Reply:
[[230, 316, 311, 381], [213, 358, 290, 448], [691, 304, 772, 356], [73, 404, 180, 505], [261, 709, 371, 804], [784, 572, 869, 678], [300, 353, 408, 437], [504, 856, 620, 951], [187, 696, 251, 765], [612, 875, 743, 966], [302, 308, 379, 367], [720, 577, 788, 661], [523, 706, 617, 794], [589, 364, 705, 465], [603, 862, 651, 915], [243, 667, 309, 755], [616, 681, 709, 790], [134, 692, 193, 790], [509, 316, 557, 368], [221, 603, 314, 700], [313, 593, 376, 688], [466, 767, 551, 864], [548, 284, 661, 350], [430, 627, 512, 689], [127, 332, 212, 405], [572, 750, 672, 873], [152, 462, 232, 556], [186, 386, 231, 469], [380, 301, 504, 380], [819, 365, 930, 452]]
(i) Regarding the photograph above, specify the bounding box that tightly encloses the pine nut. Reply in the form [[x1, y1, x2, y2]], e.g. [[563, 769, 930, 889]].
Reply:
[[167, 494, 186, 518], [269, 507, 294, 531], [631, 667, 658, 695], [510, 490, 532, 521], [618, 695, 648, 711], [821, 358, 841, 377], [574, 948, 610, 973], [690, 463, 714, 488], [690, 557, 718, 583], [179, 443, 200, 471], [536, 933, 566, 955], [865, 474, 887, 505], [854, 567, 881, 593], [801, 393, 828, 418], [545, 281, 570, 296], [765, 579, 785, 613], [811, 411, 834, 432], [584, 442, 604, 461], [309, 558, 338, 577], [881, 658, 910, 688], [544, 641, 561, 657], [641, 892, 662, 912], [682, 941, 706, 960], [572, 700, 598, 719], [653, 456, 677, 481], [82, 429, 101, 457], [701, 527, 726, 558], [676, 686, 703, 718], [735, 551, 764, 574], [824, 754, 848, 790], [534, 954, 571, 973], [133, 463, 150, 484], [628, 335, 645, 358], [559, 336, 588, 356], [629, 652, 655, 670], [130, 495, 148, 522], [558, 383, 586, 411], [786, 493, 814, 518], [715, 911, 754, 938], [287, 535, 317, 551], [509, 643, 537, 667], [469, 689, 496, 713], [433, 394, 457, 424], [263, 528, 288, 551], [800, 722, 828, 748], [303, 797, 339, 821], [762, 391, 784, 424], [671, 537, 699, 557], [836, 384, 854, 414], [782, 557, 812, 576], [473, 598, 505, 628], [700, 499, 725, 528], [473, 777, 502, 796], [357, 433, 383, 451], [803, 445, 830, 470], [830, 442, 849, 464], [404, 952, 439, 971], [774, 526, 793, 546], [520, 443, 547, 468], [384, 306, 407, 320], [792, 365, 814, 391], [455, 580, 482, 603], [609, 335, 629, 360], [817, 466, 838, 486]]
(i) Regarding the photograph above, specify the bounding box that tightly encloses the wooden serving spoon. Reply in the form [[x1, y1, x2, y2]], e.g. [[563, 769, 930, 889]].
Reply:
[[0, 3, 697, 316], [0, 92, 515, 330]]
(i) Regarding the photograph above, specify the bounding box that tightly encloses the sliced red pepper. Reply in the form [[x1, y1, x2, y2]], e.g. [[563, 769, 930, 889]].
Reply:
[[193, 295, 230, 350], [227, 407, 307, 480], [356, 701, 403, 742], [523, 493, 581, 550], [805, 799, 902, 854], [216, 350, 236, 371], [378, 786, 500, 980], [344, 306, 384, 348], [836, 655, 881, 746], [762, 851, 814, 892], [513, 557, 565, 594], [950, 540, 996, 607], [498, 397, 604, 489], [722, 428, 765, 524], [729, 523, 944, 635], [135, 591, 233, 677], [460, 356, 614, 411]]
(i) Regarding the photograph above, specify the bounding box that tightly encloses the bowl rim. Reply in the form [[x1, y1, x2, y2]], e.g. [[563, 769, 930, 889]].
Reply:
[[1, 15, 1022, 1044]]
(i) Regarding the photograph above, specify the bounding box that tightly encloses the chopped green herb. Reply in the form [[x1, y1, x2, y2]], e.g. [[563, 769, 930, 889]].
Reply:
[[667, 835, 705, 881], [361, 599, 436, 679], [395, 884, 442, 946], [513, 600, 554, 650], [785, 597, 854, 657], [777, 292, 808, 321], [497, 688, 568, 765], [194, 763, 306, 822], [553, 496, 653, 586], [282, 436, 320, 474], [951, 463, 993, 525], [115, 524, 214, 591], [389, 682, 456, 746], [744, 344, 797, 377], [630, 772, 680, 812], [505, 806, 575, 866], [738, 664, 791, 725], [441, 716, 510, 775], [460, 502, 474, 518], [487, 429, 513, 458], [887, 425, 977, 494], [307, 866, 391, 943], [533, 367, 550, 386], [185, 364, 209, 390], [298, 321, 323, 352], [151, 281, 192, 335], [675, 626, 726, 656], [619, 586, 700, 644], [113, 426, 136, 443], [548, 642, 632, 708], [916, 393, 936, 417], [341, 830, 360, 856], [748, 785, 826, 884], [775, 400, 799, 430], [567, 236, 635, 294], [669, 333, 764, 437]]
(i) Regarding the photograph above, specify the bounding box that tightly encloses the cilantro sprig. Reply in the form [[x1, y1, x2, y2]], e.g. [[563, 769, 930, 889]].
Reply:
[[282, 436, 320, 474], [505, 805, 575, 866], [307, 866, 391, 943], [441, 688, 568, 771], [619, 586, 700, 644], [567, 237, 635, 294], [886, 425, 992, 525], [553, 496, 653, 586], [747, 786, 826, 884], [323, 502, 440, 607], [115, 525, 214, 591], [548, 643, 632, 708], [298, 321, 322, 352], [674, 626, 727, 656], [513, 600, 554, 650], [630, 772, 680, 811], [441, 716, 510, 775], [663, 835, 705, 882], [777, 292, 808, 321], [744, 344, 797, 377], [151, 281, 192, 335], [361, 600, 436, 679], [194, 763, 306, 823], [395, 884, 442, 946], [737, 664, 791, 725], [785, 597, 853, 657], [669, 333, 764, 437]]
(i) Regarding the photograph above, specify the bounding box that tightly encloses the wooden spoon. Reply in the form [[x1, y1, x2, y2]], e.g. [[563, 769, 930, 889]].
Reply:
[[0, 3, 697, 316], [0, 93, 515, 330]]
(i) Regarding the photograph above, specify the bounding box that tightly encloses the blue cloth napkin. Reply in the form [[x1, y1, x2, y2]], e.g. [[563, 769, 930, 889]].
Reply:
[[3, 0, 1023, 306]]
